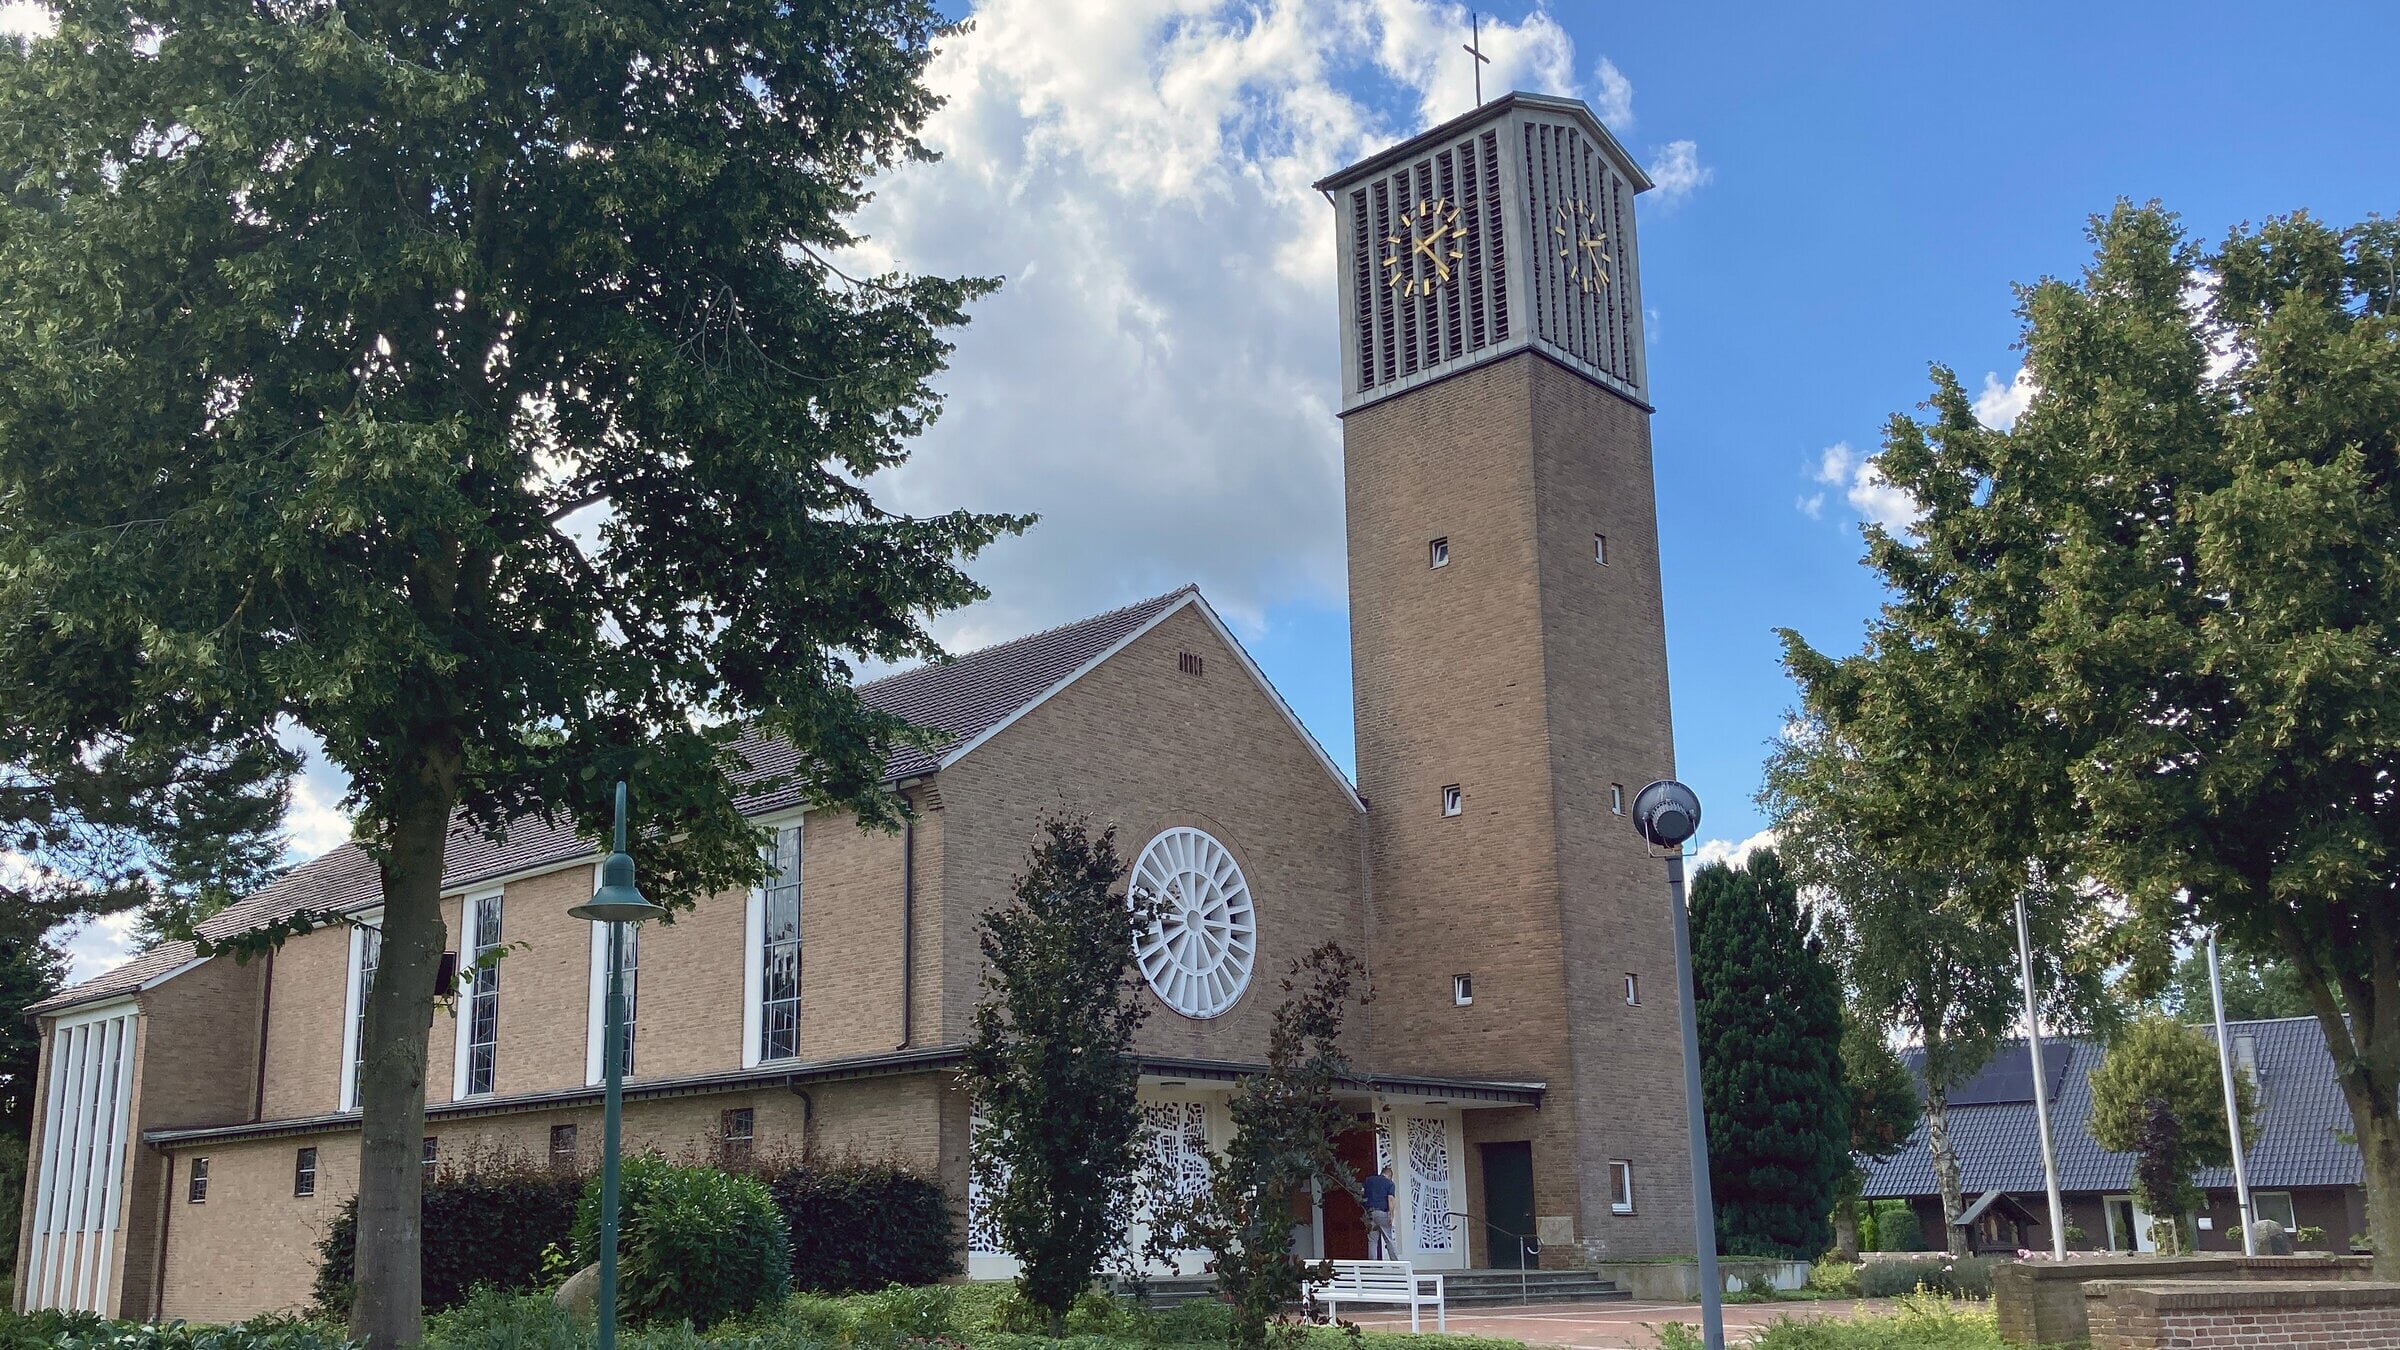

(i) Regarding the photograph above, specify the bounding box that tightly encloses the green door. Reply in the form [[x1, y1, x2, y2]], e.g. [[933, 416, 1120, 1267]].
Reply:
[[1478, 1141, 1537, 1269]]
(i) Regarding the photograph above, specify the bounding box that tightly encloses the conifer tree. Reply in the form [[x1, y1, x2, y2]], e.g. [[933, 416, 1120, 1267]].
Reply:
[[963, 818, 1156, 1333], [1690, 847, 1850, 1259]]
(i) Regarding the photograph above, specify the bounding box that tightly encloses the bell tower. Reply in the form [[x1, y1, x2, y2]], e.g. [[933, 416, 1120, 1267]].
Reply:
[[1318, 94, 1689, 1263]]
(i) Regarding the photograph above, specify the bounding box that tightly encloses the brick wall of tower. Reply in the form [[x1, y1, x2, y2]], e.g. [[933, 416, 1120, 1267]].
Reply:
[[1345, 351, 1689, 1260]]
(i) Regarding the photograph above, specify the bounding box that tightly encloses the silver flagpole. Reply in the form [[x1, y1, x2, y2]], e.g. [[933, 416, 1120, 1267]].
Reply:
[[2207, 930, 2257, 1255], [2013, 895, 2067, 1259]]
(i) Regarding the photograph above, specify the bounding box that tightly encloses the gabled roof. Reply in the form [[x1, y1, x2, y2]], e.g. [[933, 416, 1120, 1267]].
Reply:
[[33, 586, 1357, 1016], [1862, 1017, 2360, 1198]]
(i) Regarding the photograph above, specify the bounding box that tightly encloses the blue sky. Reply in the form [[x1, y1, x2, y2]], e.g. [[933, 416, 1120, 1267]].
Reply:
[[39, 0, 2400, 974]]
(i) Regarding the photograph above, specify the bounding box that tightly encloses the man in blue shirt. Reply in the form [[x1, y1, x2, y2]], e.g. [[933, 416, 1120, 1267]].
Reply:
[[1360, 1165, 1398, 1259]]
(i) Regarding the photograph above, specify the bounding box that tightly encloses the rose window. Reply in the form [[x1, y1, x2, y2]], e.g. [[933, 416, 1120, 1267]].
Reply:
[[1130, 827, 1256, 1019]]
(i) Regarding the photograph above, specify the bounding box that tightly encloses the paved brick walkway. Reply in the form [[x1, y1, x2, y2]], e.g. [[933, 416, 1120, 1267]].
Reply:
[[1343, 1297, 1891, 1348]]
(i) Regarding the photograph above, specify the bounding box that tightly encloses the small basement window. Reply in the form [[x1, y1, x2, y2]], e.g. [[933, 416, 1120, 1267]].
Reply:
[[550, 1124, 579, 1173], [1610, 783, 1626, 815], [1625, 973, 1641, 1006], [1441, 785, 1463, 817], [188, 1157, 210, 1204], [1453, 975, 1474, 1007], [421, 1136, 439, 1183], [294, 1147, 317, 1198], [1609, 1160, 1635, 1214], [1429, 537, 1450, 569], [721, 1107, 756, 1169], [1594, 533, 1609, 565]]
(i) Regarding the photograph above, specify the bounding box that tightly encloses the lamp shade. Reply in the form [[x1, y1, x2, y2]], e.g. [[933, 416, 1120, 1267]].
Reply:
[[569, 780, 665, 925]]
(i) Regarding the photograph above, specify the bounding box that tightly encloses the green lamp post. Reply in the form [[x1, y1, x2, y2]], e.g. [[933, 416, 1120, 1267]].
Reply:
[[568, 781, 664, 1350]]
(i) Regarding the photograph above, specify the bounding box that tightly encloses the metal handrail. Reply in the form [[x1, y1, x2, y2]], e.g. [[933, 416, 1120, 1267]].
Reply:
[[1445, 1211, 1540, 1303]]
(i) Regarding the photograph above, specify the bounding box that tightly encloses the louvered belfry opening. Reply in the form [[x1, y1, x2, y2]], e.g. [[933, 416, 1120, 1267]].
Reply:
[[1348, 128, 1512, 395], [1330, 95, 1648, 412]]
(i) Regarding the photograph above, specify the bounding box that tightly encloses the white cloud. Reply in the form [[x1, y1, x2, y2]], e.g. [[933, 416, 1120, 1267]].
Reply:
[[851, 0, 1692, 646], [1695, 828, 1777, 871], [1645, 139, 1710, 204], [1975, 366, 2036, 431], [1805, 440, 1920, 534], [1592, 56, 1634, 128], [57, 910, 141, 984]]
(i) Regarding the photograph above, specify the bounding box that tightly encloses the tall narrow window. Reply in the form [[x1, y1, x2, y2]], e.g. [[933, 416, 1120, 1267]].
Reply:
[[342, 917, 383, 1112], [1608, 1160, 1635, 1214], [586, 873, 642, 1086], [460, 892, 503, 1097], [550, 1125, 579, 1174], [422, 1137, 440, 1183], [617, 924, 639, 1077], [1624, 973, 1641, 1006], [1594, 533, 1609, 565], [294, 1147, 318, 1197], [757, 825, 803, 1063], [1610, 783, 1626, 814], [188, 1158, 210, 1203]]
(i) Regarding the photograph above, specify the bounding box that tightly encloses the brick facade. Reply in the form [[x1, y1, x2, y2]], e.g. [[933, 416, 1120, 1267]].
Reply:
[[1345, 351, 1688, 1262], [1993, 1254, 2373, 1346]]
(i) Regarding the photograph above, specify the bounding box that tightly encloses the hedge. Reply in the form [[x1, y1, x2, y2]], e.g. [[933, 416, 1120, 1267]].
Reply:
[[313, 1154, 584, 1318], [570, 1156, 789, 1329], [768, 1157, 960, 1293], [1857, 1256, 1997, 1299]]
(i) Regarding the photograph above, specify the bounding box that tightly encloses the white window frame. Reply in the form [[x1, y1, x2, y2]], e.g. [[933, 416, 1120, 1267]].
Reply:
[[450, 888, 504, 1100], [743, 813, 806, 1069], [338, 909, 383, 1113], [1429, 537, 1450, 569], [24, 996, 139, 1313], [1594, 532, 1609, 565], [1610, 783, 1626, 814], [1441, 785, 1463, 817], [2254, 1191, 2298, 1232], [1625, 972, 1641, 1005], [1452, 974, 1473, 1006], [1609, 1159, 1635, 1215]]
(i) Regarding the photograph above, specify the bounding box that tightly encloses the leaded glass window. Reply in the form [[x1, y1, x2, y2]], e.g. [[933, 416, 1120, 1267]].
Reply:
[[464, 893, 502, 1096], [759, 824, 802, 1062]]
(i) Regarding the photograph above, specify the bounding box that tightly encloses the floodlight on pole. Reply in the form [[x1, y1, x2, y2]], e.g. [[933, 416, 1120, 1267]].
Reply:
[[1631, 779, 1723, 1350], [567, 781, 663, 1350]]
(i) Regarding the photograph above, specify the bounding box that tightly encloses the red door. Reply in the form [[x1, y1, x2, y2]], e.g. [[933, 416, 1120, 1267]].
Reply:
[[1321, 1127, 1378, 1260]]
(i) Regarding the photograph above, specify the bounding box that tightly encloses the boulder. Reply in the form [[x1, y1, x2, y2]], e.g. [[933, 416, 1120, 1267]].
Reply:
[[553, 1262, 602, 1326]]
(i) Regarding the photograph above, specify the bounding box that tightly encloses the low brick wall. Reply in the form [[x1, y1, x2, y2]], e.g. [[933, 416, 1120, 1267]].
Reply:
[[1993, 1254, 2371, 1345], [2088, 1279, 2400, 1349]]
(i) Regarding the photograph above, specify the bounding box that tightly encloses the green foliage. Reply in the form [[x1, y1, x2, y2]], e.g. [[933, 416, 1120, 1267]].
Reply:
[[18, 1312, 355, 1350], [764, 1157, 959, 1294], [0, 917, 64, 1291], [1806, 1261, 1862, 1296], [1842, 1015, 1917, 1162], [0, 1, 1028, 1336], [2149, 946, 2326, 1023], [1768, 201, 2400, 1270], [963, 817, 1156, 1326], [1691, 847, 1851, 1259], [2086, 1014, 2258, 1250], [1871, 1206, 1925, 1253], [1855, 1257, 1996, 1300], [314, 1154, 586, 1317], [1738, 1290, 2006, 1349], [1151, 943, 1371, 1350], [570, 1156, 791, 1330]]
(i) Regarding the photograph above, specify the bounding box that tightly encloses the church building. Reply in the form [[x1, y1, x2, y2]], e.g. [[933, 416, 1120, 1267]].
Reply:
[[14, 92, 1690, 1323]]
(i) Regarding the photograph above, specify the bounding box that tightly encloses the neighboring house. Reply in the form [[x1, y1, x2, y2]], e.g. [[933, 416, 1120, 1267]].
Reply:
[[1862, 1018, 2365, 1255], [14, 93, 1688, 1323]]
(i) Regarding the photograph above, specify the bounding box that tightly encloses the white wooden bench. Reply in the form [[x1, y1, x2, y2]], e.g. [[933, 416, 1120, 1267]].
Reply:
[[1305, 1259, 1447, 1332]]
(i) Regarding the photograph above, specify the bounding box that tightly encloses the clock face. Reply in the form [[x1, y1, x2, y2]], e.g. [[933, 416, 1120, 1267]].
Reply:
[[1553, 200, 1613, 294], [1381, 197, 1467, 297]]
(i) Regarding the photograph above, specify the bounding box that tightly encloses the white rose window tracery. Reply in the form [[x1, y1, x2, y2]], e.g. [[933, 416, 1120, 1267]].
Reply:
[[1130, 827, 1257, 1019]]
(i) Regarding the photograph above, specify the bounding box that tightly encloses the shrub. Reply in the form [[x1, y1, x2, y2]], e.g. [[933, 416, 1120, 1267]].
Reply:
[[423, 1287, 583, 1350], [1870, 1205, 1924, 1252], [571, 1155, 791, 1329], [1745, 1288, 2004, 1348], [315, 1150, 584, 1318], [39, 1314, 353, 1350], [764, 1158, 959, 1293], [1806, 1260, 1861, 1296], [1856, 1256, 1995, 1300]]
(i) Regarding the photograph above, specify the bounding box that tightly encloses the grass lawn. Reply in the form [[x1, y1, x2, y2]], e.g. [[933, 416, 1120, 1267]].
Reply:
[[2, 1283, 2016, 1350]]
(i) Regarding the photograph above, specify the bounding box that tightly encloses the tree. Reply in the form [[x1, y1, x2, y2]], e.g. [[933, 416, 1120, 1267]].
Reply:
[[1690, 847, 1850, 1258], [962, 817, 1156, 1334], [1775, 202, 2400, 1273], [2087, 1015, 2258, 1253], [1831, 1009, 1918, 1259], [0, 4, 1026, 1340], [2150, 945, 2324, 1024], [1153, 943, 1369, 1350], [0, 915, 66, 1291]]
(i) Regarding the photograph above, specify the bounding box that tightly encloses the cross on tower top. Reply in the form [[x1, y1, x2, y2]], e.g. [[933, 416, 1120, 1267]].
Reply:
[[1462, 12, 1491, 106]]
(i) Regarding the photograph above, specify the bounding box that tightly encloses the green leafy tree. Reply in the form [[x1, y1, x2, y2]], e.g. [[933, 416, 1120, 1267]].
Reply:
[[0, 915, 66, 1290], [1690, 847, 1850, 1258], [1153, 943, 1369, 1350], [2087, 1015, 2258, 1253], [1775, 202, 2400, 1273], [963, 817, 1156, 1334], [0, 3, 1026, 1341], [2150, 945, 2326, 1023], [1831, 1009, 1918, 1259]]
